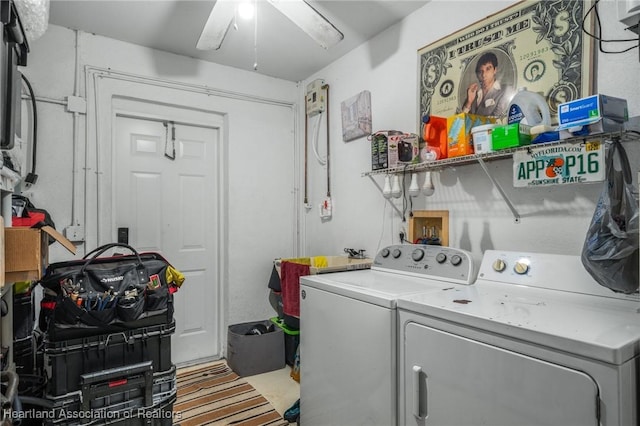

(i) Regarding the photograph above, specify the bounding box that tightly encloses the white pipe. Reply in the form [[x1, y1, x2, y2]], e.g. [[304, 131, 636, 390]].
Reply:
[[311, 113, 326, 165], [85, 66, 294, 108], [20, 94, 66, 106], [85, 66, 298, 249], [71, 30, 82, 231], [92, 72, 102, 245]]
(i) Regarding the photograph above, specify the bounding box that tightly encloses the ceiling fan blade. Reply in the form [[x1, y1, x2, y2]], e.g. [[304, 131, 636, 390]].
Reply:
[[197, 0, 236, 50], [267, 0, 344, 49]]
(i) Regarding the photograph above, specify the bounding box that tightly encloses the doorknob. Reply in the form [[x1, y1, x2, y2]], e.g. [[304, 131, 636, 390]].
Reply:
[[118, 227, 129, 244]]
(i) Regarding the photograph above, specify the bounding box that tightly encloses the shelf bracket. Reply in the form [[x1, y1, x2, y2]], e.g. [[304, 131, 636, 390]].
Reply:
[[476, 157, 521, 223], [368, 175, 404, 218]]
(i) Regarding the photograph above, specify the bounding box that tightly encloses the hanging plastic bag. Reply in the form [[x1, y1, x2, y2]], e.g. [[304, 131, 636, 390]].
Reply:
[[581, 141, 639, 294]]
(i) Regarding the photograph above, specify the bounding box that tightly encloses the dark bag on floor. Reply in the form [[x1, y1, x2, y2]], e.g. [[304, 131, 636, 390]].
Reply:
[[581, 141, 639, 294], [39, 243, 176, 333]]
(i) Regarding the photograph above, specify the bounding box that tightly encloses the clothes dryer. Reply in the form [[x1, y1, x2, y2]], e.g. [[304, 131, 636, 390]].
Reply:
[[397, 250, 640, 426]]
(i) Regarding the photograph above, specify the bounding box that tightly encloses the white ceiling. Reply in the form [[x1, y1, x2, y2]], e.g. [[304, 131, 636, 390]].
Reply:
[[47, 0, 429, 82]]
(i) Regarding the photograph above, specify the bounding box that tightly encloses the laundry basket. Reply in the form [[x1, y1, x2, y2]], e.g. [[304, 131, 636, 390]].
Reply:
[[274, 256, 373, 329], [227, 320, 285, 377]]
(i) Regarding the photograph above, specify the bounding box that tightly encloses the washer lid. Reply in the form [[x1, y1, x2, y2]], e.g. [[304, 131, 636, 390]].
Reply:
[[300, 269, 460, 308], [397, 283, 640, 365]]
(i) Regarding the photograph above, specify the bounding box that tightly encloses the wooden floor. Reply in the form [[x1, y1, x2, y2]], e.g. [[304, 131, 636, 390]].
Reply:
[[176, 360, 299, 418]]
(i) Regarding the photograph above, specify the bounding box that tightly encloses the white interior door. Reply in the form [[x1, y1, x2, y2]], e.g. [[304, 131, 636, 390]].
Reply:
[[114, 112, 221, 365]]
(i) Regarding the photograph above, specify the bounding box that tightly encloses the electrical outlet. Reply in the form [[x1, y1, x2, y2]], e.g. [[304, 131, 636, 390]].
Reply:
[[64, 225, 85, 242], [319, 198, 332, 219]]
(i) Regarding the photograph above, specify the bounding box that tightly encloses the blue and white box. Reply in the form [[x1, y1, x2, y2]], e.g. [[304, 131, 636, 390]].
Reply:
[[557, 94, 628, 137]]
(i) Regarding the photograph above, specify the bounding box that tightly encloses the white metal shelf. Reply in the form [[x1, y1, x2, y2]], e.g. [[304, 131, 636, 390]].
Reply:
[[364, 130, 640, 223], [362, 130, 640, 177]]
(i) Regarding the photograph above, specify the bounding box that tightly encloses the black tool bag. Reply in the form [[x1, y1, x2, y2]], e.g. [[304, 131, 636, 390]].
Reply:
[[38, 243, 176, 339]]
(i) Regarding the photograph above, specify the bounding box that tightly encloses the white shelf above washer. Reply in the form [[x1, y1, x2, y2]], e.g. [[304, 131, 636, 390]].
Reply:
[[364, 130, 640, 223]]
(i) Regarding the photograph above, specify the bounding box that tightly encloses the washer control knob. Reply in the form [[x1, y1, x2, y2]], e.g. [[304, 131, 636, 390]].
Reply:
[[436, 253, 447, 263], [380, 248, 390, 258], [451, 255, 462, 266], [392, 248, 402, 259], [514, 261, 529, 275], [412, 249, 425, 262], [492, 259, 507, 272]]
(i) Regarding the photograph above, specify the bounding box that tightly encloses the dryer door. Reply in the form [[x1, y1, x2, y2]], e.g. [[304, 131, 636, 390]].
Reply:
[[402, 322, 599, 426]]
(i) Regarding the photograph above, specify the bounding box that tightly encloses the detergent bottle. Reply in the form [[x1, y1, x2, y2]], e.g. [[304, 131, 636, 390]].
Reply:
[[507, 88, 551, 126], [421, 115, 448, 160]]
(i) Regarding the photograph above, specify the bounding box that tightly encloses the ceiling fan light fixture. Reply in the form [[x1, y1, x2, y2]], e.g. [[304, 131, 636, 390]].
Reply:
[[266, 0, 344, 49], [196, 0, 236, 50], [237, 2, 255, 20]]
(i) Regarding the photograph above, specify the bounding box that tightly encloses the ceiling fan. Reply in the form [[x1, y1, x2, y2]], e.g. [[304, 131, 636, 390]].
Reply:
[[196, 0, 344, 51]]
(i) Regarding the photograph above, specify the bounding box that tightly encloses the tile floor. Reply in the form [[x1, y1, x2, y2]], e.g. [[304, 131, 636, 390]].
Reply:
[[244, 365, 300, 416]]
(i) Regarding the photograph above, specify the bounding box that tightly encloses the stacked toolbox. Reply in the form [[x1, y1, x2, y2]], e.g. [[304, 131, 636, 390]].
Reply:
[[37, 325, 177, 426], [27, 245, 180, 425]]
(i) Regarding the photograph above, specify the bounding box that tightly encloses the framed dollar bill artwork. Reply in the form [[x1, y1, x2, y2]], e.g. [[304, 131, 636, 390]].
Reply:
[[418, 0, 595, 125]]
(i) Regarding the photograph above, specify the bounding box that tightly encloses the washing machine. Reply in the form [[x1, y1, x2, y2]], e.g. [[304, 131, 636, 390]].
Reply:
[[397, 250, 640, 426], [299, 244, 476, 426]]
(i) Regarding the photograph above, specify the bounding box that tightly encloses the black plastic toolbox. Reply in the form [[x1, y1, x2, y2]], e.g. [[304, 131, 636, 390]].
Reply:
[[42, 362, 177, 425], [13, 335, 34, 375], [13, 289, 34, 340], [44, 322, 174, 397]]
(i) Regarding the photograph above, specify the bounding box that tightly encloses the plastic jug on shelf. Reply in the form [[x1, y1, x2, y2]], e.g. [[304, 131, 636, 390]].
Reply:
[[421, 115, 448, 161], [507, 88, 551, 127]]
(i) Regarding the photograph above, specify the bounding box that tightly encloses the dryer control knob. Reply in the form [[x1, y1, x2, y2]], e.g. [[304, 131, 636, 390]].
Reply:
[[392, 248, 402, 258], [451, 255, 462, 266], [514, 261, 529, 275], [436, 253, 447, 263], [412, 249, 425, 261], [492, 259, 507, 272], [380, 248, 390, 258]]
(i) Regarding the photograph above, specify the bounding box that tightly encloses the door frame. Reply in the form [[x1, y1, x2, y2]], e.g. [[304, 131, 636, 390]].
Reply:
[[86, 70, 230, 360]]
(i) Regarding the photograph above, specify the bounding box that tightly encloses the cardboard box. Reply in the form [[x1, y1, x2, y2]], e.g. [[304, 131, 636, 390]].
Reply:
[[447, 113, 495, 157], [492, 123, 532, 150], [370, 132, 389, 171], [557, 94, 628, 138], [5, 226, 76, 283], [388, 132, 420, 168]]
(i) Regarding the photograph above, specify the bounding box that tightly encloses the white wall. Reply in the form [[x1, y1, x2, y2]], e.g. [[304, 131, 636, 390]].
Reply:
[[301, 0, 640, 264], [20, 25, 299, 328], [17, 1, 640, 331]]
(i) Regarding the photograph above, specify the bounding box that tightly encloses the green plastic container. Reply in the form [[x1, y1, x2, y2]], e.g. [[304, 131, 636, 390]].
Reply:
[[491, 123, 532, 150], [271, 317, 300, 366]]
